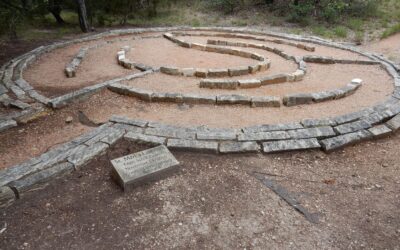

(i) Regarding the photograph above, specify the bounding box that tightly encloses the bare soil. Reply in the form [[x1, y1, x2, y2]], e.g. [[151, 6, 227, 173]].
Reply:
[[362, 33, 400, 64], [0, 138, 399, 249]]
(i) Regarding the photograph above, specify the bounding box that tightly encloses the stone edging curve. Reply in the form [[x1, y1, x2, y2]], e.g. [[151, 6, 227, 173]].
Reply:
[[160, 33, 270, 78], [1, 110, 400, 208], [0, 26, 399, 134], [0, 26, 400, 208]]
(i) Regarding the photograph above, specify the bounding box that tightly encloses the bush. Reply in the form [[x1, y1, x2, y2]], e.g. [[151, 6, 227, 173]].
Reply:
[[287, 1, 314, 26], [346, 0, 379, 17], [0, 7, 23, 39], [207, 0, 242, 14]]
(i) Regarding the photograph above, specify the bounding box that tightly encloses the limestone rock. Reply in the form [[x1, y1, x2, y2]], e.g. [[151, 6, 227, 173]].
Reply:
[[219, 141, 260, 153], [263, 138, 320, 153]]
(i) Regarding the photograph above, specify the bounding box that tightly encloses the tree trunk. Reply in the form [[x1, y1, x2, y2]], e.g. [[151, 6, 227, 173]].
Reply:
[[75, 0, 90, 33], [48, 0, 65, 25], [20, 0, 32, 11]]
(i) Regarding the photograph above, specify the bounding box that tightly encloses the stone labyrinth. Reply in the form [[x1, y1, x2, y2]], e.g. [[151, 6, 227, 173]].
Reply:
[[1, 27, 400, 205]]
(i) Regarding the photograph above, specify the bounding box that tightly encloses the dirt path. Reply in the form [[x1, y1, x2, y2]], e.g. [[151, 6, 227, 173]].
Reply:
[[362, 33, 400, 64]]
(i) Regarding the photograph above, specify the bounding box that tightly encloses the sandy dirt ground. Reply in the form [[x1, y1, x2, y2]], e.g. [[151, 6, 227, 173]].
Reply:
[[362, 33, 400, 64], [0, 29, 400, 249]]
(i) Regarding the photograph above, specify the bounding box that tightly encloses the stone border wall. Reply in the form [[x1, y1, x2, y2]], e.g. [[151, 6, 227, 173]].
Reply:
[[108, 78, 361, 108], [1, 26, 399, 137], [171, 31, 316, 52], [0, 25, 400, 208], [65, 47, 89, 77], [2, 107, 400, 208], [283, 79, 363, 106], [116, 45, 155, 72], [107, 82, 281, 107], [161, 33, 270, 78], [302, 55, 380, 65]]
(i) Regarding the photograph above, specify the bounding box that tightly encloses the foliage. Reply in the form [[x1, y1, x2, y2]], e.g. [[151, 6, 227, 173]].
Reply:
[[205, 0, 243, 14], [381, 23, 400, 39], [0, 0, 395, 40]]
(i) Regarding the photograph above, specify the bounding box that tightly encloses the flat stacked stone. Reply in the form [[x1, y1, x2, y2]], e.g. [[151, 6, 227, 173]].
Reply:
[[260, 74, 288, 85], [303, 55, 335, 64], [65, 47, 88, 78], [368, 124, 392, 138], [67, 142, 109, 169], [301, 118, 337, 127], [9, 162, 74, 196], [334, 109, 373, 124], [160, 66, 181, 76], [242, 123, 303, 133], [145, 127, 196, 139], [334, 120, 371, 134], [219, 141, 260, 153], [208, 69, 229, 77], [238, 79, 262, 88], [263, 139, 320, 153], [319, 130, 372, 152], [238, 131, 290, 141], [125, 132, 166, 145], [386, 113, 400, 131], [251, 96, 281, 107], [181, 93, 216, 104], [228, 66, 250, 76], [200, 79, 239, 89], [197, 130, 237, 140], [167, 139, 218, 153], [283, 93, 314, 107], [217, 95, 251, 105], [0, 119, 17, 132], [151, 93, 184, 103], [110, 115, 148, 127], [288, 126, 336, 139]]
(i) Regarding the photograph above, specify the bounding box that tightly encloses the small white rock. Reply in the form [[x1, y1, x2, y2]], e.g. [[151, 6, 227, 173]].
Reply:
[[65, 116, 73, 123], [351, 78, 363, 85]]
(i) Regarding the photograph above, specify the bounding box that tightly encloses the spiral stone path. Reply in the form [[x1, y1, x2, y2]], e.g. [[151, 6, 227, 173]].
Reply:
[[0, 27, 399, 207]]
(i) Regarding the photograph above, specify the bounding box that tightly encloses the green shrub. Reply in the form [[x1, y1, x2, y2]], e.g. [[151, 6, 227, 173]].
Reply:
[[346, 0, 379, 18], [287, 2, 314, 26]]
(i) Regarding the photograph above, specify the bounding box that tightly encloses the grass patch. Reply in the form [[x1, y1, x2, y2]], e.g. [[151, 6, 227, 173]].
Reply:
[[381, 23, 400, 39], [231, 19, 248, 26], [333, 26, 348, 38], [17, 26, 80, 41], [347, 18, 364, 31], [311, 25, 329, 37]]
